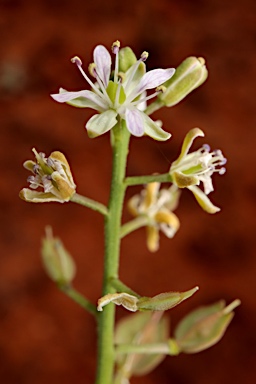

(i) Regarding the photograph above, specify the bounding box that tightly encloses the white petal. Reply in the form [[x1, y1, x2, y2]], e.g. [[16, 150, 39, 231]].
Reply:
[[93, 45, 111, 88], [51, 89, 108, 111], [188, 185, 220, 214], [125, 108, 144, 137], [136, 68, 175, 94], [86, 110, 117, 138], [143, 114, 171, 141]]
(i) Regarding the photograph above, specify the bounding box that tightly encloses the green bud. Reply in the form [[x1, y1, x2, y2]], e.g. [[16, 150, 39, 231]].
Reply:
[[118, 47, 137, 73], [159, 56, 208, 107], [173, 299, 241, 353], [137, 286, 199, 311], [115, 311, 169, 377], [41, 226, 76, 286]]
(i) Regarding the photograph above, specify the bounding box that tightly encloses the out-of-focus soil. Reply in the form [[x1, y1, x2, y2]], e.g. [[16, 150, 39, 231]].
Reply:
[[0, 0, 255, 383]]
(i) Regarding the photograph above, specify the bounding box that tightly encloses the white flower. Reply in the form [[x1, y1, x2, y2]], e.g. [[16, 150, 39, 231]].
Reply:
[[51, 41, 175, 140], [170, 128, 227, 213]]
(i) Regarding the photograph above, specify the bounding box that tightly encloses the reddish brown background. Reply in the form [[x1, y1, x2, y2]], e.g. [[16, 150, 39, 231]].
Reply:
[[0, 0, 255, 383]]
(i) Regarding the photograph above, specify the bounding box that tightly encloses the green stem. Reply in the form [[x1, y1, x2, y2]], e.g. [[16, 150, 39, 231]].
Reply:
[[120, 216, 148, 239], [109, 277, 141, 298], [116, 342, 170, 355], [60, 285, 98, 317], [95, 121, 130, 384], [71, 193, 108, 216], [125, 173, 172, 187]]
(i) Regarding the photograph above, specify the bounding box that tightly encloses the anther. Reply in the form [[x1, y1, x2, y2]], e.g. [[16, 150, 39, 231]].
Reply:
[[219, 167, 226, 175], [156, 85, 166, 93], [47, 158, 55, 168], [141, 51, 149, 61], [33, 164, 40, 174], [202, 144, 211, 152], [112, 40, 120, 54], [88, 63, 97, 78], [27, 175, 35, 183], [71, 56, 82, 67]]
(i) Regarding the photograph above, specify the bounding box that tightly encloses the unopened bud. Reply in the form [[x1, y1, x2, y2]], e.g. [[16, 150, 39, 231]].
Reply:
[[41, 226, 76, 286], [173, 299, 241, 353], [137, 286, 199, 311], [159, 56, 208, 107]]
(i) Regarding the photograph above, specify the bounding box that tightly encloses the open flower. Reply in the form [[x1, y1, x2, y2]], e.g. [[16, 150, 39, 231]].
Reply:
[[51, 41, 175, 140], [169, 128, 227, 213], [128, 182, 180, 252], [19, 149, 76, 203]]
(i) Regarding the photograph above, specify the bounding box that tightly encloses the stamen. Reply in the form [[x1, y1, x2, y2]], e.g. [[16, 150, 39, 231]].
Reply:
[[219, 158, 227, 165], [156, 85, 166, 93], [111, 40, 120, 55], [124, 53, 147, 94], [93, 71, 112, 105], [112, 41, 120, 83], [33, 164, 40, 174], [219, 167, 226, 175], [47, 158, 55, 168], [118, 72, 125, 83], [27, 175, 35, 183], [71, 58, 106, 100], [213, 149, 223, 156], [132, 90, 160, 106], [71, 56, 82, 67], [202, 144, 210, 152], [141, 51, 149, 62], [88, 63, 97, 78]]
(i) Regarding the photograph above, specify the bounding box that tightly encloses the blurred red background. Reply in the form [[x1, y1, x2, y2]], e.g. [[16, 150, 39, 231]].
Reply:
[[0, 0, 255, 383]]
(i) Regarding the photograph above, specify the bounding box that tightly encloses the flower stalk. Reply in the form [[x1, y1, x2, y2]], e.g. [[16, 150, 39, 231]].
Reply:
[[95, 120, 130, 384], [71, 193, 108, 216]]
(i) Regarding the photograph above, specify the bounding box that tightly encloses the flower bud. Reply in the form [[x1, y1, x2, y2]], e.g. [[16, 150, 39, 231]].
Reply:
[[115, 311, 169, 377], [159, 56, 208, 107], [173, 299, 241, 353], [137, 286, 199, 311], [41, 226, 76, 286]]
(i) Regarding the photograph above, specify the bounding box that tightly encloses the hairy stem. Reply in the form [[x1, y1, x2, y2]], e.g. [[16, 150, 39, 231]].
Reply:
[[60, 285, 98, 317], [120, 216, 149, 239], [95, 122, 130, 384], [116, 342, 170, 355], [71, 193, 108, 216], [125, 173, 172, 187]]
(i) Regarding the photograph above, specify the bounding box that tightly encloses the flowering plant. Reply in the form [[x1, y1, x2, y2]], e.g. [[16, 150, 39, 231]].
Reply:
[[20, 41, 240, 384]]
